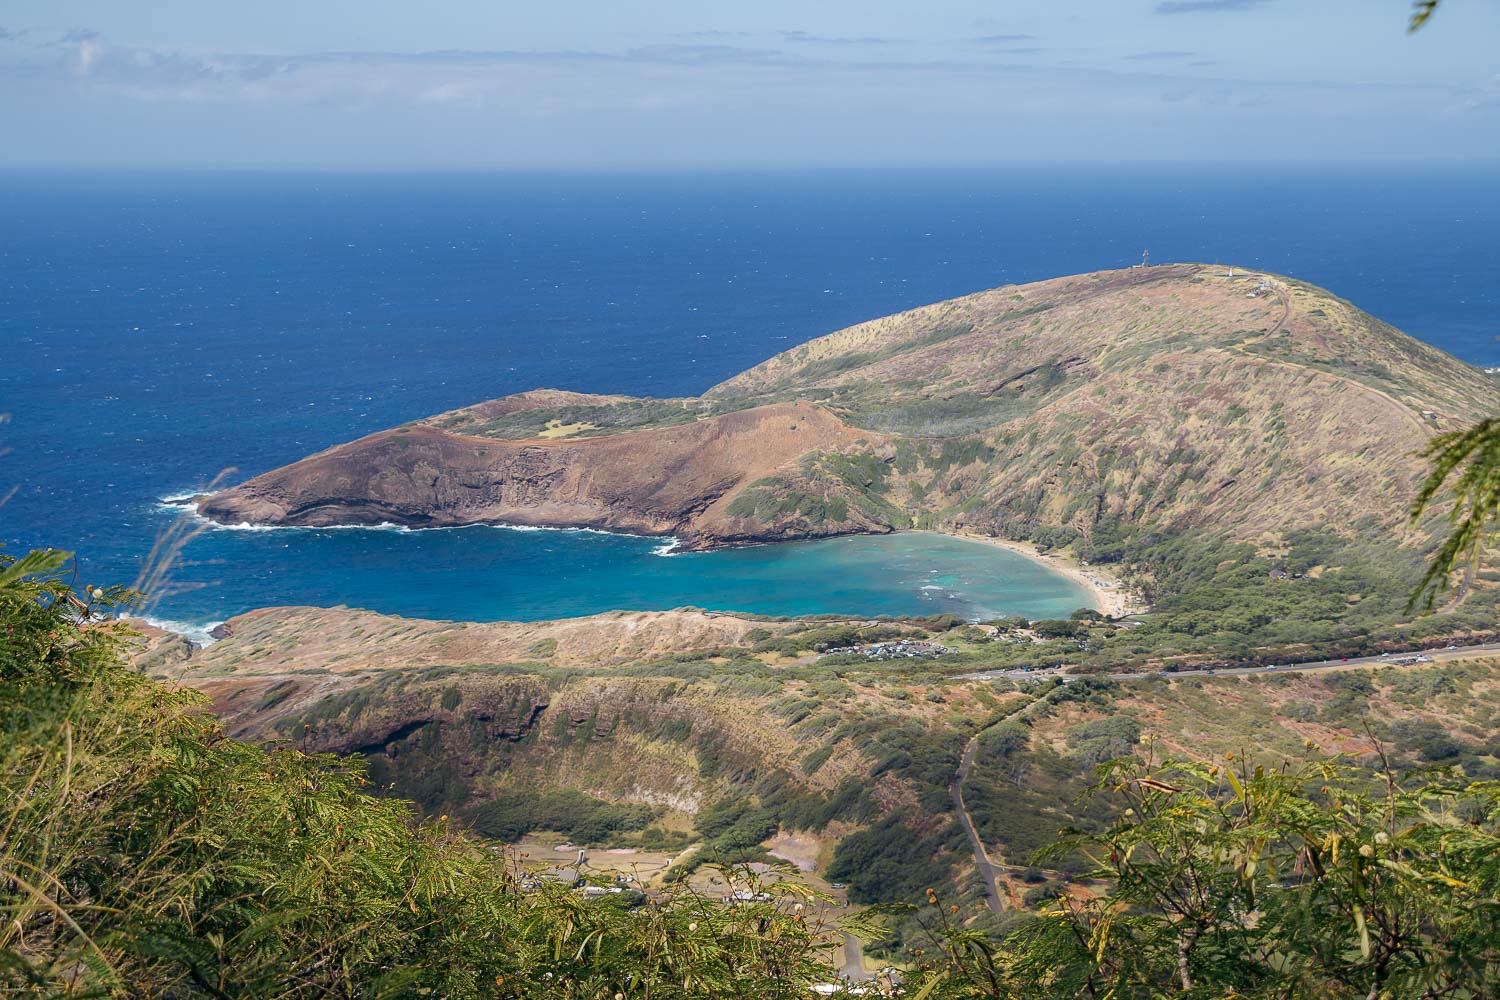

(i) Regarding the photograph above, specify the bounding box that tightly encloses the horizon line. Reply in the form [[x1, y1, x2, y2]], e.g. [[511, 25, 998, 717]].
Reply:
[[4, 158, 1499, 175]]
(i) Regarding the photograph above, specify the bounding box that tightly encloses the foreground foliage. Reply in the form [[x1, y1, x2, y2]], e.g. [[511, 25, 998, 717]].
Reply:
[[923, 751, 1500, 998], [8, 547, 1500, 997], [0, 550, 836, 998], [1411, 417, 1500, 609]]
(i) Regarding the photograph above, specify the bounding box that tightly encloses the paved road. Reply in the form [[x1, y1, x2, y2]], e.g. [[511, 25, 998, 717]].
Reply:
[[948, 694, 1053, 913], [959, 641, 1500, 685], [841, 932, 872, 982], [951, 731, 1006, 914]]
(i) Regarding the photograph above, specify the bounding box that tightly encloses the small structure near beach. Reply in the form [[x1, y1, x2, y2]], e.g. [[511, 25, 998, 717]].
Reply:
[[821, 639, 952, 661]]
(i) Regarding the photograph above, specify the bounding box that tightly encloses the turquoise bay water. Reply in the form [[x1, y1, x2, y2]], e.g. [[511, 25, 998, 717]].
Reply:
[[144, 519, 1092, 638]]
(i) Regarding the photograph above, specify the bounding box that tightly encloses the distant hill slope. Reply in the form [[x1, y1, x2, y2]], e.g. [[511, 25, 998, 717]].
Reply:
[[149, 606, 961, 851], [708, 263, 1496, 548], [202, 264, 1497, 562], [137, 604, 1500, 960]]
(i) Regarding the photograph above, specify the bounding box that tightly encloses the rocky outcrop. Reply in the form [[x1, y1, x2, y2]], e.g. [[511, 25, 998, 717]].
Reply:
[[123, 619, 199, 673], [201, 401, 891, 549], [302, 676, 553, 758]]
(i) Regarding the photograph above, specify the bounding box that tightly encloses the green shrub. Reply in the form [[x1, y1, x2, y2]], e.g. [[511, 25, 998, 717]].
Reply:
[[468, 789, 657, 844], [0, 549, 837, 998]]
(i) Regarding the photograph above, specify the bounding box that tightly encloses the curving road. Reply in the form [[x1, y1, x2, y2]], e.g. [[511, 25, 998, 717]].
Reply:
[[951, 731, 1006, 913], [945, 633, 1500, 920], [959, 641, 1500, 685], [949, 694, 1053, 913]]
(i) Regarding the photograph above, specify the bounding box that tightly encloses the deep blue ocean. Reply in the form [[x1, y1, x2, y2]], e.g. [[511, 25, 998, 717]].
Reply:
[[3, 167, 1497, 635]]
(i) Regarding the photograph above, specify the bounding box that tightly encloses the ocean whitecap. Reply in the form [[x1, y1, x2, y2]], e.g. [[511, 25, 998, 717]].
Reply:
[[141, 617, 225, 647]]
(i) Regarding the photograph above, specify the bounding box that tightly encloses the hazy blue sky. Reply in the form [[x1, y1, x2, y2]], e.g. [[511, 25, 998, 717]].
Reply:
[[3, 1, 1497, 167]]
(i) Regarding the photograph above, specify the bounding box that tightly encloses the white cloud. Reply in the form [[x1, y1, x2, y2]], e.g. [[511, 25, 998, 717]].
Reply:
[[7, 26, 1457, 117], [1, 27, 1492, 166]]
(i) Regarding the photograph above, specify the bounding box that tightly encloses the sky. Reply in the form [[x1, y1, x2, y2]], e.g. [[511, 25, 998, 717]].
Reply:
[[2, 0, 1498, 168]]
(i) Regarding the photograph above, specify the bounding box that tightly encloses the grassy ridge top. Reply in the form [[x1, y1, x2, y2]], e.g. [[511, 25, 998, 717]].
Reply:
[[711, 264, 1493, 425], [410, 266, 1496, 451], [699, 264, 1499, 550]]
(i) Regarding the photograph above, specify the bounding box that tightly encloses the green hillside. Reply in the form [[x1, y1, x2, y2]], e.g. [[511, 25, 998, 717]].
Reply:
[[27, 550, 1494, 996]]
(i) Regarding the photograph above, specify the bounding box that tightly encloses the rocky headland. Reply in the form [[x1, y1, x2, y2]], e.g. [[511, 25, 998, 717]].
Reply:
[[200, 263, 1499, 559]]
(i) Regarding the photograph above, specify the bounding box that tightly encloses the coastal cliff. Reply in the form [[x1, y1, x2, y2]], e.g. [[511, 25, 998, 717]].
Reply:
[[200, 398, 893, 550], [202, 263, 1500, 554]]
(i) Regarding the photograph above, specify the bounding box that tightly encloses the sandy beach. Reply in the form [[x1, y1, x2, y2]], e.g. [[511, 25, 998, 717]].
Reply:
[[935, 530, 1147, 619]]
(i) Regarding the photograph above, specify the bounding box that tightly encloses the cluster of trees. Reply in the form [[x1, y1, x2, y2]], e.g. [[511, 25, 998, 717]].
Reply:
[[962, 713, 1116, 878], [724, 482, 853, 528], [825, 813, 967, 909], [920, 525, 1499, 676], [661, 799, 782, 882], [468, 789, 658, 844], [748, 622, 908, 656], [897, 752, 1500, 998]]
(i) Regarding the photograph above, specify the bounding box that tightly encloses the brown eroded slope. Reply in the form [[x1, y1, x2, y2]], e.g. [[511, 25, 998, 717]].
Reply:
[[152, 605, 804, 740], [200, 399, 891, 549], [143, 607, 941, 826]]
